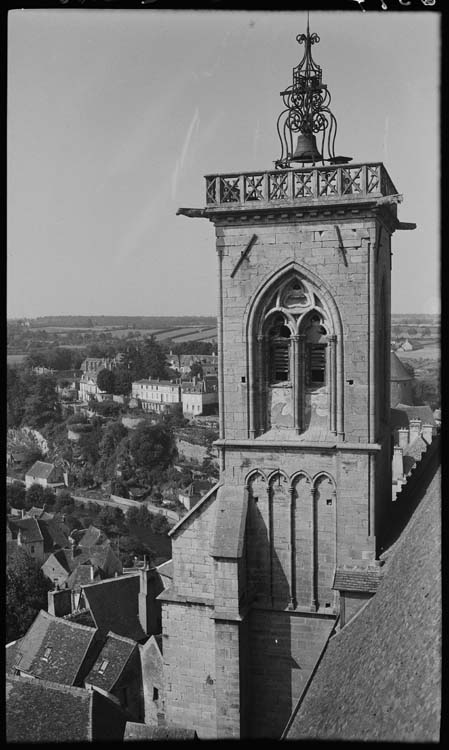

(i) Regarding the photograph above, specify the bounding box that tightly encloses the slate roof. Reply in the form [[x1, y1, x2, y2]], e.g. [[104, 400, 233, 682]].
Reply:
[[37, 517, 70, 552], [333, 565, 383, 593], [285, 465, 441, 742], [390, 350, 413, 381], [210, 485, 248, 558], [12, 609, 100, 686], [66, 563, 101, 588], [156, 559, 173, 581], [6, 639, 23, 675], [82, 573, 147, 641], [8, 516, 43, 544], [124, 722, 198, 740], [71, 524, 105, 548], [85, 632, 137, 692], [6, 676, 94, 743], [25, 460, 56, 480], [394, 403, 436, 427], [404, 434, 428, 462], [49, 542, 118, 577], [26, 506, 54, 520]]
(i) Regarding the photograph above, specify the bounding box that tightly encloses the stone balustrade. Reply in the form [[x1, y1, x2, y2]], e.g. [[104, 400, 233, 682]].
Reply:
[[205, 162, 397, 208]]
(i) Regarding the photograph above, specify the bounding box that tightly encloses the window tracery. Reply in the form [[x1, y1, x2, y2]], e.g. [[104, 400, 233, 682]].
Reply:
[[251, 272, 337, 435]]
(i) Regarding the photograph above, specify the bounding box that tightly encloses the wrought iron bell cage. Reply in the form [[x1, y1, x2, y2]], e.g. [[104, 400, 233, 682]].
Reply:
[[275, 23, 351, 169]]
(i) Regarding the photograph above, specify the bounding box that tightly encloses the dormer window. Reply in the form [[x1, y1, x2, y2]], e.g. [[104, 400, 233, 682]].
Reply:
[[42, 647, 52, 661], [97, 659, 109, 675]]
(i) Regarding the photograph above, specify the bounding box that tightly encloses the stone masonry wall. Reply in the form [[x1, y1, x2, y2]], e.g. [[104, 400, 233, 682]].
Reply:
[[217, 219, 379, 443], [161, 601, 217, 737], [171, 492, 218, 600]]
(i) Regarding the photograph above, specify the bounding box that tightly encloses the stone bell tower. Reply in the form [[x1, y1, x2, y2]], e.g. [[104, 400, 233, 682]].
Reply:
[[160, 24, 414, 739]]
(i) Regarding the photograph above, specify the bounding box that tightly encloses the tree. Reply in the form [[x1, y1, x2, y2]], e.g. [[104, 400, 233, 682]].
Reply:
[[190, 362, 203, 379], [6, 548, 52, 642], [151, 514, 171, 535], [126, 504, 155, 530], [6, 484, 26, 511], [96, 368, 115, 394], [117, 534, 156, 568], [113, 366, 133, 396], [93, 400, 121, 418], [22, 374, 61, 428], [110, 479, 129, 498], [42, 487, 56, 508], [129, 422, 176, 476], [25, 483, 44, 509]]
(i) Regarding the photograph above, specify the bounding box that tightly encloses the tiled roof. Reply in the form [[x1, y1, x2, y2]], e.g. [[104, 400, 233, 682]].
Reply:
[[6, 676, 94, 743], [8, 517, 43, 544], [285, 465, 441, 742], [25, 460, 56, 480], [13, 610, 100, 686], [82, 573, 147, 641], [390, 351, 413, 381], [333, 566, 383, 593], [85, 632, 137, 692]]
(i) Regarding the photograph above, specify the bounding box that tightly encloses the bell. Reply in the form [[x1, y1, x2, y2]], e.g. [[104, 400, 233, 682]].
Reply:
[[291, 133, 322, 163]]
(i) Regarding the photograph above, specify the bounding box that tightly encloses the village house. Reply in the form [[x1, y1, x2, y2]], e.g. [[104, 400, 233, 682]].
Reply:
[[182, 374, 218, 418], [131, 379, 182, 414], [25, 460, 66, 490], [7, 516, 45, 564], [42, 526, 122, 591], [48, 561, 165, 644], [78, 355, 123, 402], [178, 479, 214, 512], [167, 351, 218, 376]]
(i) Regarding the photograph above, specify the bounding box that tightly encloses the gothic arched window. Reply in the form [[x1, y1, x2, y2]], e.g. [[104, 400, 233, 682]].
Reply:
[[250, 273, 338, 437]]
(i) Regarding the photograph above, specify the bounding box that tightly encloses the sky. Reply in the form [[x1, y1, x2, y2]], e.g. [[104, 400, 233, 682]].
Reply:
[[7, 7, 440, 318]]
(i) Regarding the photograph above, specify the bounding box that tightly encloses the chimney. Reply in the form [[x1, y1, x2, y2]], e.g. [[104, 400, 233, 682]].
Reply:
[[90, 564, 95, 581], [422, 423, 433, 445], [138, 562, 163, 636], [409, 418, 422, 442], [398, 428, 409, 449], [392, 446, 404, 481]]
